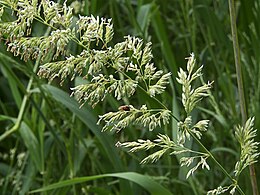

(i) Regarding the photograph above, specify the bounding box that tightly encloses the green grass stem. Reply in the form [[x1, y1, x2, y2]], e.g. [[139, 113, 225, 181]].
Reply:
[[228, 1, 259, 194]]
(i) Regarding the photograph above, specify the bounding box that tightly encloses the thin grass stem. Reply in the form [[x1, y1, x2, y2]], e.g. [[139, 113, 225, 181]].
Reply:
[[228, 1, 259, 194], [188, 129, 245, 195]]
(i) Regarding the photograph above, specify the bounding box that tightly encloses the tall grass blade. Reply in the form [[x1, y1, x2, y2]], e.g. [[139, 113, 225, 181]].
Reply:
[[30, 172, 172, 195]]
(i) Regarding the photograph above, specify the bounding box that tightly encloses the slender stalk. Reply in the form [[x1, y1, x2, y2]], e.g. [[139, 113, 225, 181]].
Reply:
[[228, 1, 259, 195], [137, 85, 180, 122], [228, 1, 247, 122], [123, 67, 245, 193], [146, 93, 246, 193], [0, 70, 33, 142], [188, 130, 245, 195], [0, 29, 53, 144], [116, 56, 246, 193]]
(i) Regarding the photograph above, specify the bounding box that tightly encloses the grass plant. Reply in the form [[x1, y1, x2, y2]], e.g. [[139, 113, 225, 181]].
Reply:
[[0, 0, 259, 194]]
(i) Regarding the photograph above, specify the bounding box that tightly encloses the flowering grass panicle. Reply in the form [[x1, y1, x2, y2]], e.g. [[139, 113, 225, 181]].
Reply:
[[234, 117, 260, 177], [97, 105, 171, 132], [117, 54, 212, 179], [0, 0, 171, 109], [176, 53, 213, 115], [0, 1, 259, 195], [208, 117, 259, 194]]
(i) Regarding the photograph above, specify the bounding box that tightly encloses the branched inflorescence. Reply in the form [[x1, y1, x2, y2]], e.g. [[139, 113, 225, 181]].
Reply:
[[208, 118, 259, 195], [97, 105, 171, 132], [176, 53, 213, 115], [1, 1, 259, 194], [115, 53, 213, 179], [234, 117, 260, 177], [0, 0, 171, 105], [0, 1, 214, 178]]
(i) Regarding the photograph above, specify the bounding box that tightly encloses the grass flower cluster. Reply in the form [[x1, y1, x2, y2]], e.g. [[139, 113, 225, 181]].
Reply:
[[0, 0, 171, 108], [234, 117, 260, 177], [117, 54, 212, 179], [98, 105, 171, 132], [0, 0, 259, 194]]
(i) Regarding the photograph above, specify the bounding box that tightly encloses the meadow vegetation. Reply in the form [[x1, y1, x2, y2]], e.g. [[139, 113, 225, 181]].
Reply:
[[0, 0, 259, 194]]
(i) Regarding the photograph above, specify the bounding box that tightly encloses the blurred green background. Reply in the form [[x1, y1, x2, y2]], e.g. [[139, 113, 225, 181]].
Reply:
[[0, 0, 259, 194]]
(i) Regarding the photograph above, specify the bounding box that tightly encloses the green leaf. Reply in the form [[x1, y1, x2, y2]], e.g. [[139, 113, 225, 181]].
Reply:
[[0, 54, 24, 108], [19, 121, 42, 172], [0, 115, 43, 172], [42, 84, 133, 194], [137, 3, 152, 37], [151, 3, 177, 76], [42, 84, 123, 169], [30, 172, 173, 195]]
